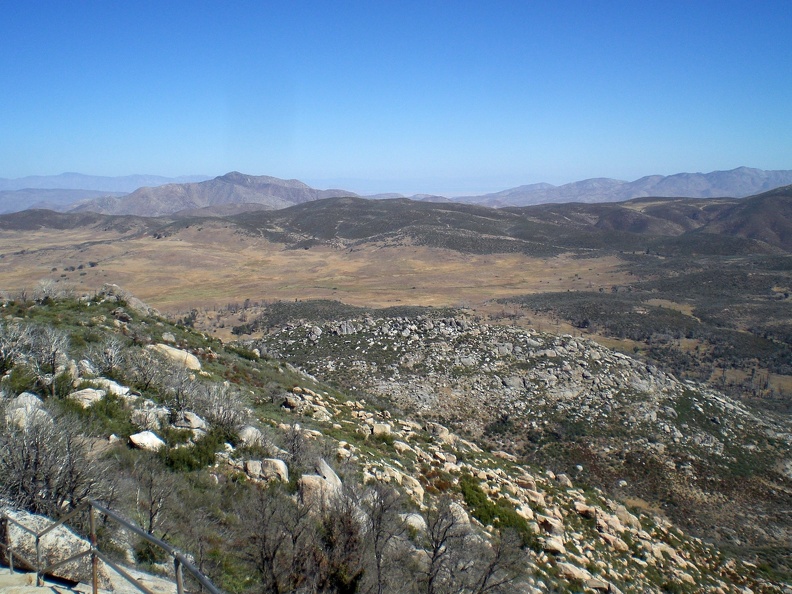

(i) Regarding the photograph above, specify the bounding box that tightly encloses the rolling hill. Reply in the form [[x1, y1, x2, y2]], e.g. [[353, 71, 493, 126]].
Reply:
[[220, 189, 792, 255]]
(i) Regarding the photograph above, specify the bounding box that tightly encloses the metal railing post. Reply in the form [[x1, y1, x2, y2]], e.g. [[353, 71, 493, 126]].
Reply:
[[35, 534, 42, 587], [174, 557, 184, 594], [90, 506, 98, 594], [1, 516, 13, 574]]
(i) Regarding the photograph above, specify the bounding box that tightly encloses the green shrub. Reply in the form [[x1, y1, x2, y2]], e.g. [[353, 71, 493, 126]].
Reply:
[[134, 539, 168, 564], [158, 428, 232, 472], [458, 473, 536, 548], [2, 365, 38, 396]]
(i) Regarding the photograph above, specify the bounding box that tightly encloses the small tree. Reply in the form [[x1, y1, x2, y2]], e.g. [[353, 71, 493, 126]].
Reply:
[[87, 335, 127, 378], [360, 484, 407, 594], [125, 347, 166, 392], [0, 322, 32, 374], [190, 382, 249, 434], [240, 484, 319, 594], [29, 325, 70, 397], [420, 498, 470, 594]]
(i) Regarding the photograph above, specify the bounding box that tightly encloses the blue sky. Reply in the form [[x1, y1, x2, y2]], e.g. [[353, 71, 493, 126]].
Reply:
[[1, 1, 790, 195]]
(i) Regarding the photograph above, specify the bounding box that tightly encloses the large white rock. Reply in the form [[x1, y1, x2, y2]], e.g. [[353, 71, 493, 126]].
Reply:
[[5, 392, 52, 429], [556, 562, 592, 582], [537, 514, 565, 536], [316, 458, 342, 491], [543, 536, 566, 555], [147, 344, 201, 370], [298, 475, 335, 509], [174, 411, 207, 430], [68, 388, 106, 408], [245, 459, 263, 478], [238, 425, 264, 447], [129, 430, 166, 451], [130, 406, 169, 431], [400, 512, 427, 534], [400, 474, 425, 504], [299, 459, 342, 509], [260, 458, 289, 482], [90, 377, 130, 397]]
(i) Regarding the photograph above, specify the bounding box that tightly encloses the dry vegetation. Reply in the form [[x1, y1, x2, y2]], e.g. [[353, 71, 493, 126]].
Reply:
[[0, 221, 631, 315]]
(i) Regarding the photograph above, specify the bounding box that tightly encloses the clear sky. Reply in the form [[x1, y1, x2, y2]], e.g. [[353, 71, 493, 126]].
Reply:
[[1, 1, 790, 196]]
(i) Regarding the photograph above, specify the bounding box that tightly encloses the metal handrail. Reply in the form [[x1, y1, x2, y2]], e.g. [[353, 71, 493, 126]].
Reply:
[[1, 501, 223, 594]]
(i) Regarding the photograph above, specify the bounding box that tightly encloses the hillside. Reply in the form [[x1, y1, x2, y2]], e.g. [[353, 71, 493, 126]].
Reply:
[[222, 191, 792, 255], [694, 185, 792, 252], [0, 290, 790, 592]]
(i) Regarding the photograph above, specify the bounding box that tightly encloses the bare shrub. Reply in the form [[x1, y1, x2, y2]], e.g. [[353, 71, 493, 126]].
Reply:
[[189, 382, 250, 434], [0, 409, 108, 517], [86, 335, 127, 378], [0, 321, 32, 374]]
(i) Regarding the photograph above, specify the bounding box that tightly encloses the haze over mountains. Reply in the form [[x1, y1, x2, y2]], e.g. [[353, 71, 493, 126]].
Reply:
[[0, 172, 210, 193], [1, 167, 791, 217], [0, 173, 208, 215]]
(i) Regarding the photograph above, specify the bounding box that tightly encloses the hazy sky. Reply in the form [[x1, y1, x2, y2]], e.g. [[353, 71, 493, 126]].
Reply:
[[1, 1, 790, 195]]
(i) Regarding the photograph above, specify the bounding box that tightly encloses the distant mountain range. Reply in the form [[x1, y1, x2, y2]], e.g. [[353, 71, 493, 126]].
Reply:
[[459, 167, 792, 206], [0, 188, 125, 215], [0, 172, 210, 193], [1, 167, 791, 216]]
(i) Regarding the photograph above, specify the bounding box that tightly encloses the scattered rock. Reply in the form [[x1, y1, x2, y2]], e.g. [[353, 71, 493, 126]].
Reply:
[[556, 562, 591, 582], [543, 536, 566, 555], [260, 458, 289, 482], [238, 425, 264, 447], [147, 343, 201, 370], [129, 430, 166, 451], [68, 387, 106, 408]]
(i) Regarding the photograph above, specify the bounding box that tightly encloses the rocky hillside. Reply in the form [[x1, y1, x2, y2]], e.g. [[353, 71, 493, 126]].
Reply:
[[0, 290, 789, 592], [249, 306, 792, 572]]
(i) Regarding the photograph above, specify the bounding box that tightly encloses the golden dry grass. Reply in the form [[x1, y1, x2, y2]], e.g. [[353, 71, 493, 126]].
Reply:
[[0, 222, 632, 314]]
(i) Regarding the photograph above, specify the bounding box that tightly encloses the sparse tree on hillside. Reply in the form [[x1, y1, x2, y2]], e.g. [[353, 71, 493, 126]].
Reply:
[[191, 382, 249, 434], [125, 347, 167, 392], [0, 321, 32, 374], [130, 454, 177, 536], [316, 485, 366, 594], [161, 361, 197, 423], [360, 484, 407, 594], [419, 498, 471, 594], [29, 325, 70, 396], [88, 335, 127, 378], [241, 484, 319, 594]]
